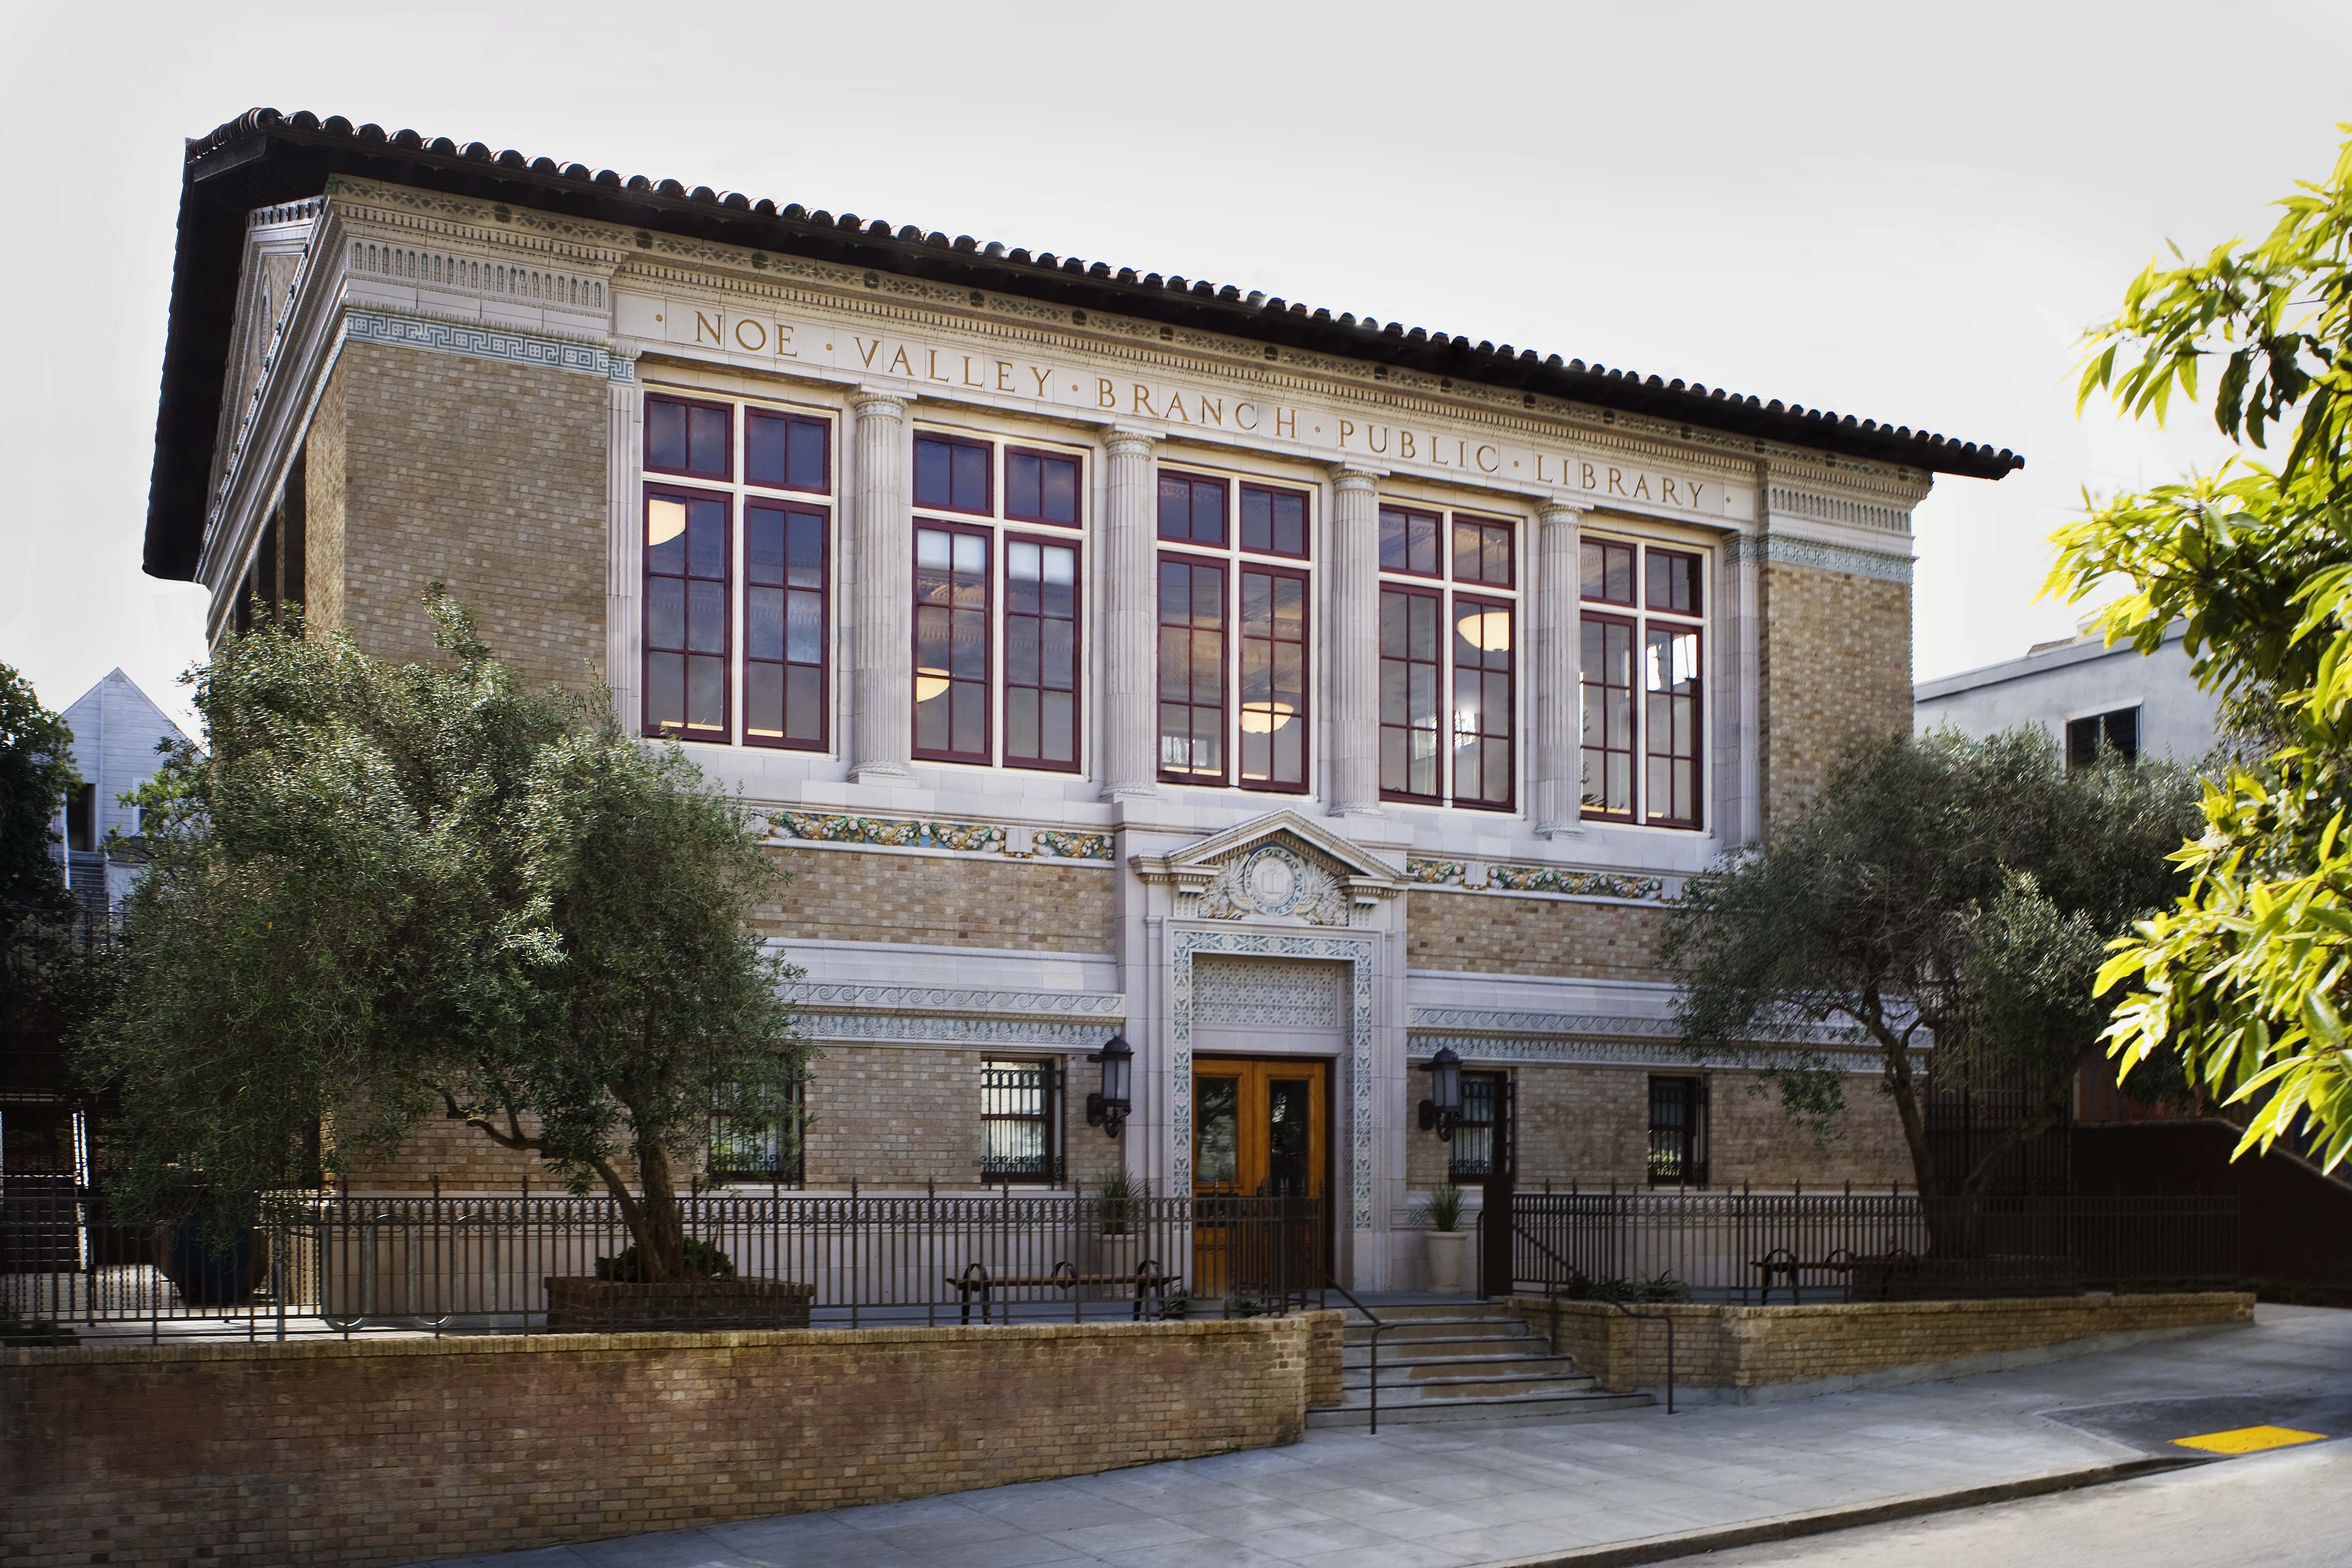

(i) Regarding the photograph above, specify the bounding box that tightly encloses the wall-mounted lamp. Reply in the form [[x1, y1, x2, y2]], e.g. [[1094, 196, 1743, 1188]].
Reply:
[[1418, 1045, 1462, 1142], [1085, 1034, 1133, 1138]]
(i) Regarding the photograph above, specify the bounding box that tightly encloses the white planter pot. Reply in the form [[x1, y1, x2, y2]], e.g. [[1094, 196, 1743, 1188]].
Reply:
[[1424, 1229, 1470, 1294], [1095, 1232, 1140, 1299]]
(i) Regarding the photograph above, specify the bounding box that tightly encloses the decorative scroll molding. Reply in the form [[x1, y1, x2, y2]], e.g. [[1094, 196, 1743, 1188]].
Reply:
[[1405, 858, 1668, 902], [1411, 1006, 1681, 1037], [768, 811, 1112, 860], [799, 1012, 1118, 1048], [786, 982, 1125, 1019], [1407, 1034, 1890, 1075], [1170, 929, 1379, 1233], [343, 309, 634, 382], [1723, 532, 1912, 586]]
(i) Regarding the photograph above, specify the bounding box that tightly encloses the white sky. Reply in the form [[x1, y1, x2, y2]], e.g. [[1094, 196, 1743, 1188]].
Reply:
[[4, 0, 2345, 731]]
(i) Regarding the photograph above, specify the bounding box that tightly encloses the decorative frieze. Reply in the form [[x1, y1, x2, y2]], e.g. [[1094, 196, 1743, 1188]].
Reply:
[[1723, 531, 1912, 587], [1198, 842, 1349, 928], [343, 309, 634, 382], [769, 811, 1112, 860], [1405, 858, 1667, 902]]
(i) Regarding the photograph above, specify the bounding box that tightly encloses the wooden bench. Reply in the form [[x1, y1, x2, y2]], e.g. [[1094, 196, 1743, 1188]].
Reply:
[[1750, 1245, 1864, 1304], [947, 1260, 1180, 1323]]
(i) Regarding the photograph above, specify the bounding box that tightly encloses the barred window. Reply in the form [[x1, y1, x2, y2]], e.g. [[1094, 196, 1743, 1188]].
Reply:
[[1449, 1072, 1506, 1179], [981, 1059, 1064, 1184], [1647, 1076, 1708, 1187], [709, 1078, 806, 1186]]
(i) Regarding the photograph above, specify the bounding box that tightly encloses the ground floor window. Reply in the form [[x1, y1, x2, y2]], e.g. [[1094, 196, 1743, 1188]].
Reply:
[[981, 1058, 1065, 1184], [1450, 1072, 1507, 1179], [709, 1078, 806, 1187], [1647, 1075, 1708, 1186]]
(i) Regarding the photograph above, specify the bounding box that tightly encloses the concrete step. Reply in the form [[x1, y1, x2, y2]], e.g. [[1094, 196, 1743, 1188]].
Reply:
[[1307, 1389, 1654, 1429], [1345, 1315, 1528, 1343], [1374, 1353, 1579, 1380]]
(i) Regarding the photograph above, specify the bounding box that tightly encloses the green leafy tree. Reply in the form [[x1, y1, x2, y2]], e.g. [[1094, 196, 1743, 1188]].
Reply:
[[0, 662, 79, 923], [1664, 731, 2199, 1196], [80, 596, 806, 1278], [2049, 127, 2352, 1171]]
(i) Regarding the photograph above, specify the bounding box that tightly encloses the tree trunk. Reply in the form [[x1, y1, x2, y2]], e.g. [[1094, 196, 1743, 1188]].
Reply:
[[628, 1136, 688, 1282]]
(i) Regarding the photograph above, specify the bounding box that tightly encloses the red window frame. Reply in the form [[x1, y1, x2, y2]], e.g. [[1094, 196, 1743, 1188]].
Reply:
[[913, 433, 995, 517], [912, 521, 993, 764], [1157, 550, 1229, 786], [1238, 564, 1310, 792], [642, 483, 732, 743], [742, 500, 829, 752], [1379, 583, 1444, 802], [1643, 622, 1703, 828], [1451, 593, 1515, 810], [1581, 538, 1636, 605], [744, 409, 832, 495], [1646, 547, 1702, 616], [1004, 447, 1084, 529], [1239, 482, 1311, 560], [1158, 471, 1229, 547], [1580, 612, 1637, 820], [1002, 531, 1083, 773], [1451, 514, 1516, 589], [1379, 505, 1442, 579], [645, 394, 734, 482]]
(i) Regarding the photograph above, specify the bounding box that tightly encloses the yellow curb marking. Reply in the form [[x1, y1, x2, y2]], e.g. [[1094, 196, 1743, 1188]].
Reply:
[[2172, 1425, 2328, 1454]]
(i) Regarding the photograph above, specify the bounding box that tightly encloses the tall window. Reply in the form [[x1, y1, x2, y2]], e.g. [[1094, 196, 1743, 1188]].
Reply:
[[1647, 1076, 1708, 1187], [1450, 1072, 1506, 1179], [709, 1078, 806, 1187], [641, 393, 833, 749], [914, 524, 991, 762], [910, 431, 1086, 771], [1380, 505, 1517, 808], [1156, 472, 1313, 791], [1582, 534, 1705, 827], [981, 1059, 1063, 1184]]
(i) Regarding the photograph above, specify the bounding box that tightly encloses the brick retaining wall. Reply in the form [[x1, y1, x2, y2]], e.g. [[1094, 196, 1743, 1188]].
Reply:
[[1509, 1291, 2252, 1396], [1, 1311, 1344, 1568]]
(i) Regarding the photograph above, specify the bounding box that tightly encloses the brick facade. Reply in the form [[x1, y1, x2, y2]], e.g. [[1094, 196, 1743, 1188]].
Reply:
[[0, 1313, 1344, 1568], [303, 341, 608, 691], [1758, 560, 1912, 832], [802, 1044, 1122, 1191], [755, 848, 1117, 955], [1509, 1291, 2251, 1394], [1404, 891, 1665, 980]]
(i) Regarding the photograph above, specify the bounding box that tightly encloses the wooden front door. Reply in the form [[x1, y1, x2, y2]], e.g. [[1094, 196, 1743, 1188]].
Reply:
[[1192, 1057, 1328, 1298]]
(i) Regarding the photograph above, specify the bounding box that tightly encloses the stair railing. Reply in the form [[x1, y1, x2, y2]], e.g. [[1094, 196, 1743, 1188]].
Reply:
[[1547, 1283, 1675, 1415], [1322, 1274, 1391, 1435]]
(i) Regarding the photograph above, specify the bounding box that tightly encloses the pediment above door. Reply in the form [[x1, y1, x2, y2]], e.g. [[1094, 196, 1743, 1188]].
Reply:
[[1131, 810, 1404, 927]]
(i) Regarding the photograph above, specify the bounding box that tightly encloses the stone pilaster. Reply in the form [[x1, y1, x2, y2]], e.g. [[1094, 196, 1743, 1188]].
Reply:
[[1327, 465, 1385, 817], [849, 389, 913, 782], [1533, 500, 1584, 836], [604, 365, 643, 735], [1100, 428, 1161, 801]]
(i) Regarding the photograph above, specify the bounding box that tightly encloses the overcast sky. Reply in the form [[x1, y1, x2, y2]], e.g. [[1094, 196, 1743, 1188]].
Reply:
[[4, 0, 2346, 731]]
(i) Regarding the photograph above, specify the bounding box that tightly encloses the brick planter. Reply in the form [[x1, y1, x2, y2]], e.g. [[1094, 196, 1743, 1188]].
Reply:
[[543, 1276, 815, 1331]]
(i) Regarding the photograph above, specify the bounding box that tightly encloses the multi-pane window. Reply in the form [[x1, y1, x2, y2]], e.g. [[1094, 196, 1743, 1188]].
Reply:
[[2066, 706, 2140, 769], [1156, 472, 1313, 791], [981, 1058, 1064, 1184], [907, 432, 1088, 772], [914, 524, 991, 762], [644, 486, 730, 741], [1380, 504, 1517, 808], [1450, 1072, 1506, 1179], [709, 1078, 806, 1187], [1582, 535, 1705, 827], [1647, 1076, 1708, 1187], [640, 394, 833, 749]]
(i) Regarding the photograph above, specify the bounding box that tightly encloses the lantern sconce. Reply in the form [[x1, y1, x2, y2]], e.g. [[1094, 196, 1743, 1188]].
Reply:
[[1418, 1045, 1462, 1142], [1085, 1034, 1134, 1139]]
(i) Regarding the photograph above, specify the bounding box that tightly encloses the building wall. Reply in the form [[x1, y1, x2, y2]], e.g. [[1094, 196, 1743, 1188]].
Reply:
[[1759, 561, 1912, 832], [1403, 892, 1665, 981], [310, 340, 607, 690], [0, 1315, 1339, 1568], [301, 363, 347, 634], [1914, 626, 2221, 766], [756, 848, 1117, 955]]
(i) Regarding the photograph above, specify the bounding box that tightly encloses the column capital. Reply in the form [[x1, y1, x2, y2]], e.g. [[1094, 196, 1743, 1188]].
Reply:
[[1329, 463, 1387, 493], [851, 387, 910, 418], [1106, 426, 1160, 457], [1535, 498, 1588, 524]]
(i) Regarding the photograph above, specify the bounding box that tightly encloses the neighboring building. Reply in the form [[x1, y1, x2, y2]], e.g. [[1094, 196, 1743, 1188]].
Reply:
[[1914, 622, 2221, 768], [48, 669, 193, 927], [138, 108, 2022, 1288]]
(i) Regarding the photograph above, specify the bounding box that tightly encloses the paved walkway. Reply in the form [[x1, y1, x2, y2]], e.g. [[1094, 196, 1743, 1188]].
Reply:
[[409, 1305, 2352, 1568]]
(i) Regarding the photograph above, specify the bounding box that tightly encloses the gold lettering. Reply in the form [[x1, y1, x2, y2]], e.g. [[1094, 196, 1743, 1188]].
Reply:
[[1661, 478, 1681, 506], [1633, 474, 1652, 500], [1236, 402, 1261, 431], [927, 349, 951, 383], [1457, 439, 1467, 468], [733, 318, 767, 352], [889, 346, 915, 376], [1607, 467, 1626, 496], [1197, 395, 1222, 426], [856, 337, 884, 368], [1163, 390, 1188, 423], [1097, 377, 1117, 409], [1580, 462, 1597, 490], [694, 310, 723, 345], [1688, 482, 1706, 509], [963, 356, 985, 388], [1369, 425, 1388, 455], [1535, 454, 1551, 483], [1399, 431, 1416, 461], [1338, 418, 1355, 446], [1476, 445, 1500, 474], [1274, 406, 1296, 439], [1132, 384, 1157, 416], [774, 324, 798, 358], [997, 361, 1016, 392], [1033, 367, 1053, 396]]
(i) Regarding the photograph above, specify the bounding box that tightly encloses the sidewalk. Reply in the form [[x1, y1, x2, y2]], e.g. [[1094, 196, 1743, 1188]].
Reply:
[[407, 1304, 2351, 1568]]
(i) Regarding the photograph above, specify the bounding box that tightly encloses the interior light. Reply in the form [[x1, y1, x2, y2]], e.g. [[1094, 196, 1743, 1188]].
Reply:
[[647, 498, 687, 547]]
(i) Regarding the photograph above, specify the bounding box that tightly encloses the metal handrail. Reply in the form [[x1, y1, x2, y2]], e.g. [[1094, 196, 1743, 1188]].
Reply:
[[1320, 1274, 1390, 1435], [1546, 1282, 1675, 1415]]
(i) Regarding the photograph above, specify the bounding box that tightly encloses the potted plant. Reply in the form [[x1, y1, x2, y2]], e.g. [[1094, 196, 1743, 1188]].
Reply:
[[1094, 1171, 1146, 1298], [1418, 1183, 1470, 1293]]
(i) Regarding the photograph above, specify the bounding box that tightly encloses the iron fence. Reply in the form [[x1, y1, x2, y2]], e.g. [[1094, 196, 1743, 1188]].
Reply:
[[0, 1187, 1326, 1341], [1512, 1188, 2241, 1304]]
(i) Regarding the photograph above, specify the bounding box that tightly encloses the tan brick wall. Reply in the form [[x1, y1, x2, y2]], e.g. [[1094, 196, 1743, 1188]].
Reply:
[[1758, 560, 1911, 833], [758, 847, 1116, 954], [0, 1313, 1340, 1568], [1508, 1291, 2251, 1392], [300, 362, 347, 634], [803, 1044, 1122, 1191], [301, 340, 608, 691], [1405, 892, 1666, 980]]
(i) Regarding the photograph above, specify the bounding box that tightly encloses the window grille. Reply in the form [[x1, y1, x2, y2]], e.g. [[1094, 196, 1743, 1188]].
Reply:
[[1647, 1075, 1709, 1187], [709, 1078, 806, 1187], [981, 1059, 1065, 1184], [1449, 1072, 1507, 1179]]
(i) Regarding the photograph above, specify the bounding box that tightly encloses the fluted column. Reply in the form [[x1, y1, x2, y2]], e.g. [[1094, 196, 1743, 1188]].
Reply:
[[849, 389, 912, 782], [1533, 500, 1585, 836], [1100, 429, 1162, 800], [1328, 465, 1385, 817]]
